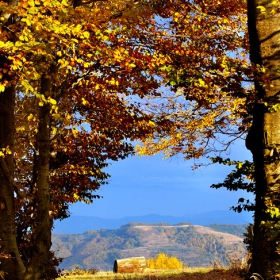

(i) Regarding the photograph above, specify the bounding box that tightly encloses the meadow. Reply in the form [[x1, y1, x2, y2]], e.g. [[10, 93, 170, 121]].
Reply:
[[57, 245, 249, 280], [57, 267, 246, 280]]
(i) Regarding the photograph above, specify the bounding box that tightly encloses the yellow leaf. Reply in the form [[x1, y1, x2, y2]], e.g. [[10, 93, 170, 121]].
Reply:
[[21, 18, 31, 25], [76, 24, 82, 31], [19, 35, 28, 41], [17, 126, 26, 132], [261, 66, 266, 73], [0, 84, 5, 92], [28, 0, 35, 7], [257, 6, 266, 13], [39, 101, 44, 106], [72, 128, 78, 138], [61, 0, 69, 6], [27, 114, 33, 121], [48, 98, 57, 105], [198, 78, 206, 87], [84, 62, 91, 68], [51, 126, 57, 134], [81, 98, 87, 105], [83, 31, 90, 39], [5, 147, 12, 155]]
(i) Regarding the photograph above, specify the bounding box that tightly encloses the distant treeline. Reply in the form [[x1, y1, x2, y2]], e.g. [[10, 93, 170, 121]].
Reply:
[[208, 224, 247, 238]]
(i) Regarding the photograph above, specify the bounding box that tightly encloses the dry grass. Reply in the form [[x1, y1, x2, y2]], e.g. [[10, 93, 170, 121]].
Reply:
[[57, 267, 246, 280], [57, 252, 249, 280]]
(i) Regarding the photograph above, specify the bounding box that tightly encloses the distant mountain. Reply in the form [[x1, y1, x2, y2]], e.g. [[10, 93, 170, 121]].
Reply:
[[52, 223, 247, 271], [53, 211, 252, 234]]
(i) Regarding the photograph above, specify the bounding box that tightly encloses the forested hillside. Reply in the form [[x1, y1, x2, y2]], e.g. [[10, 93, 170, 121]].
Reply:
[[52, 223, 247, 271]]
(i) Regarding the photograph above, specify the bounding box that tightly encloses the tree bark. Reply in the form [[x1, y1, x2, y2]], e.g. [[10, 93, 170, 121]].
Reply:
[[0, 0, 26, 278], [23, 73, 53, 280], [0, 86, 25, 279], [247, 0, 280, 278]]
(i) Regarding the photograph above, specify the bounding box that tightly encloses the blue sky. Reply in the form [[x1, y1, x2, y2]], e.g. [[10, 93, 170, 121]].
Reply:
[[65, 137, 254, 223]]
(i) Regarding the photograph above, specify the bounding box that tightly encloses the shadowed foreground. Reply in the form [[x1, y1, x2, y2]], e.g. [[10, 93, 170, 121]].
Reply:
[[154, 269, 245, 280], [59, 268, 246, 280]]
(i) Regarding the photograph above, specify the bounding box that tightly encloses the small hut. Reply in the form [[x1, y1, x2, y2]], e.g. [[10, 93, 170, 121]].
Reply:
[[113, 256, 147, 273]]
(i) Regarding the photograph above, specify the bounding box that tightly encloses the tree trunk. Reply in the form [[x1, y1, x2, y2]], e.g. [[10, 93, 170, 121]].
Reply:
[[0, 0, 27, 278], [247, 1, 280, 278], [114, 257, 147, 273], [0, 86, 25, 279], [23, 74, 53, 280]]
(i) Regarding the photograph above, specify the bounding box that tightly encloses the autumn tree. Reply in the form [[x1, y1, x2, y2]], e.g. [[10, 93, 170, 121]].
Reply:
[[2, 0, 279, 278], [245, 1, 280, 278], [136, 0, 251, 160], [0, 0, 173, 279], [136, 0, 280, 278], [147, 252, 184, 270], [211, 2, 280, 277]]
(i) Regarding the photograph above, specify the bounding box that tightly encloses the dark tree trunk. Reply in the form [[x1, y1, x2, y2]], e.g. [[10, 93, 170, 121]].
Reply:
[[0, 86, 25, 279], [23, 74, 53, 280], [0, 0, 26, 278], [247, 0, 280, 278]]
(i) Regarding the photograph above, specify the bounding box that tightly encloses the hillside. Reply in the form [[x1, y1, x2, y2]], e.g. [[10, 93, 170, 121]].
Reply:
[[53, 212, 253, 234], [52, 223, 247, 271]]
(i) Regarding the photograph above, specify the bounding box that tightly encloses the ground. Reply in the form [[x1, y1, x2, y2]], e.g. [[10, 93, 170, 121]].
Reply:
[[58, 267, 247, 280]]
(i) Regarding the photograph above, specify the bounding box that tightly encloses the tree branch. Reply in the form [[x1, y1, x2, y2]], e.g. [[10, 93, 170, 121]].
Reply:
[[0, 157, 25, 199]]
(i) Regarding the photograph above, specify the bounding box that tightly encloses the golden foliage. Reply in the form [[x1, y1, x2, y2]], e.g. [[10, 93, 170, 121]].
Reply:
[[147, 253, 184, 270]]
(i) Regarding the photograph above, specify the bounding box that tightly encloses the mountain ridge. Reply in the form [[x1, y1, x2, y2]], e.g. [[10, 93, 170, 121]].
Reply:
[[53, 210, 252, 234]]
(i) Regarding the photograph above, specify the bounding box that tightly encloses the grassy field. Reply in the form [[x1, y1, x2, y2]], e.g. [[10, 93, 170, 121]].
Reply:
[[57, 267, 246, 280]]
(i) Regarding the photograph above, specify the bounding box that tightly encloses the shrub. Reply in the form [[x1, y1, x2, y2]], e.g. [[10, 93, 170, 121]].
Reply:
[[63, 265, 98, 276], [147, 253, 184, 270]]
